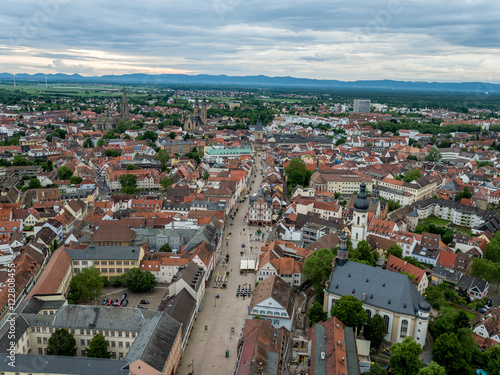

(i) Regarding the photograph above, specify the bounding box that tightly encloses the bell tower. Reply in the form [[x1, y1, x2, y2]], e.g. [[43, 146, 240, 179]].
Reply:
[[351, 182, 369, 248], [201, 98, 208, 125], [335, 232, 349, 267], [120, 85, 129, 121]]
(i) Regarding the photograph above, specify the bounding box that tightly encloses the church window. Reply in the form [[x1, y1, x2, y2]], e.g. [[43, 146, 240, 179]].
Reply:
[[383, 315, 390, 331], [357, 216, 360, 225], [400, 320, 408, 338], [366, 310, 372, 320]]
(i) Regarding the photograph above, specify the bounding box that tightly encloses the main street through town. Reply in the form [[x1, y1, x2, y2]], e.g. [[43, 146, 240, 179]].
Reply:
[[177, 154, 268, 375]]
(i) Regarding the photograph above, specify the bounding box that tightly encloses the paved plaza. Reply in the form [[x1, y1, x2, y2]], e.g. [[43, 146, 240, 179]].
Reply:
[[177, 156, 268, 375]]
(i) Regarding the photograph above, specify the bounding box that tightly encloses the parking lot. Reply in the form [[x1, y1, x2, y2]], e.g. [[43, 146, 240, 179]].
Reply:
[[95, 284, 170, 311]]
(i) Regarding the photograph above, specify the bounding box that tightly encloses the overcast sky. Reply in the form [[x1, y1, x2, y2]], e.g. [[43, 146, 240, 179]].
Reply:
[[0, 0, 499, 82]]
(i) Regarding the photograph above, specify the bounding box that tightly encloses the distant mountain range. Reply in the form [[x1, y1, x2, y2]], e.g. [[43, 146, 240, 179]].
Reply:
[[0, 72, 499, 93]]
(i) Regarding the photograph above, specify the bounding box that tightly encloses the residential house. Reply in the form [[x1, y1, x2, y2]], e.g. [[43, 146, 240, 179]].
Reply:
[[249, 275, 295, 330], [385, 255, 429, 294]]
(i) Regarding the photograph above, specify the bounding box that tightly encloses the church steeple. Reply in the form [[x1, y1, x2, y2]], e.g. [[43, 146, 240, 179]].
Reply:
[[201, 97, 207, 125], [351, 181, 369, 247], [372, 181, 380, 200], [120, 85, 129, 121], [336, 232, 349, 266], [353, 182, 369, 212]]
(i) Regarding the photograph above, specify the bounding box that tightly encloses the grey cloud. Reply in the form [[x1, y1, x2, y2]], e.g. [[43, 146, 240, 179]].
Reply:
[[0, 0, 499, 80]]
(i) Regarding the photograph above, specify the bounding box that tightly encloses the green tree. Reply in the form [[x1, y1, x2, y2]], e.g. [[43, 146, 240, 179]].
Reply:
[[366, 363, 388, 375], [159, 243, 172, 252], [389, 337, 423, 375], [86, 334, 112, 358], [288, 169, 305, 192], [83, 138, 94, 148], [430, 308, 470, 338], [168, 131, 176, 139], [350, 240, 376, 266], [335, 138, 347, 146], [70, 176, 83, 184], [303, 248, 333, 295], [122, 268, 158, 292], [126, 164, 140, 170], [455, 186, 472, 201], [417, 362, 446, 375], [386, 244, 403, 259], [97, 138, 106, 147], [404, 169, 422, 182], [157, 149, 170, 169], [425, 147, 442, 162], [363, 314, 387, 349], [330, 295, 367, 328], [105, 149, 121, 157], [119, 174, 139, 194], [46, 328, 77, 356], [306, 301, 327, 326], [139, 130, 158, 142], [484, 345, 500, 375], [484, 231, 500, 262], [385, 199, 402, 212], [12, 155, 30, 166], [28, 177, 42, 190], [470, 258, 500, 292], [202, 172, 210, 180], [69, 266, 104, 302], [432, 328, 478, 375], [160, 176, 173, 191], [57, 166, 73, 180]]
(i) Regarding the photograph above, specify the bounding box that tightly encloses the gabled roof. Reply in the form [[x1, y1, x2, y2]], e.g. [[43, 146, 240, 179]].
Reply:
[[385, 255, 426, 285], [250, 275, 294, 316]]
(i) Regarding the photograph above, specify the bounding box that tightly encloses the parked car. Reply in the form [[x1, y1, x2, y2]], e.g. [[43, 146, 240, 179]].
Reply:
[[241, 243, 245, 248], [478, 307, 488, 314], [102, 298, 108, 305], [121, 293, 127, 300], [112, 299, 119, 306], [137, 305, 147, 309], [106, 299, 113, 306], [486, 299, 492, 307], [122, 299, 128, 307], [117, 299, 123, 306], [230, 222, 233, 226], [140, 300, 150, 305]]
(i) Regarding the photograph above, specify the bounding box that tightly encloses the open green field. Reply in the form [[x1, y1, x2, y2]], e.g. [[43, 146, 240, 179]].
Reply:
[[424, 215, 450, 226], [452, 225, 473, 236], [0, 83, 149, 98]]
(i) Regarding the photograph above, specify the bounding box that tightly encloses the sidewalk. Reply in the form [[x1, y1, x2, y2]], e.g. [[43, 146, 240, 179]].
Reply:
[[176, 157, 265, 375]]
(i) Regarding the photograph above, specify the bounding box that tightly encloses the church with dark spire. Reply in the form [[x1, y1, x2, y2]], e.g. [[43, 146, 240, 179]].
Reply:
[[96, 85, 130, 131], [184, 98, 208, 131], [120, 85, 129, 121], [351, 182, 369, 248]]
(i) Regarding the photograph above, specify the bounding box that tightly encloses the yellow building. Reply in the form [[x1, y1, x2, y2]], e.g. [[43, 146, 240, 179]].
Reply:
[[66, 244, 145, 277]]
